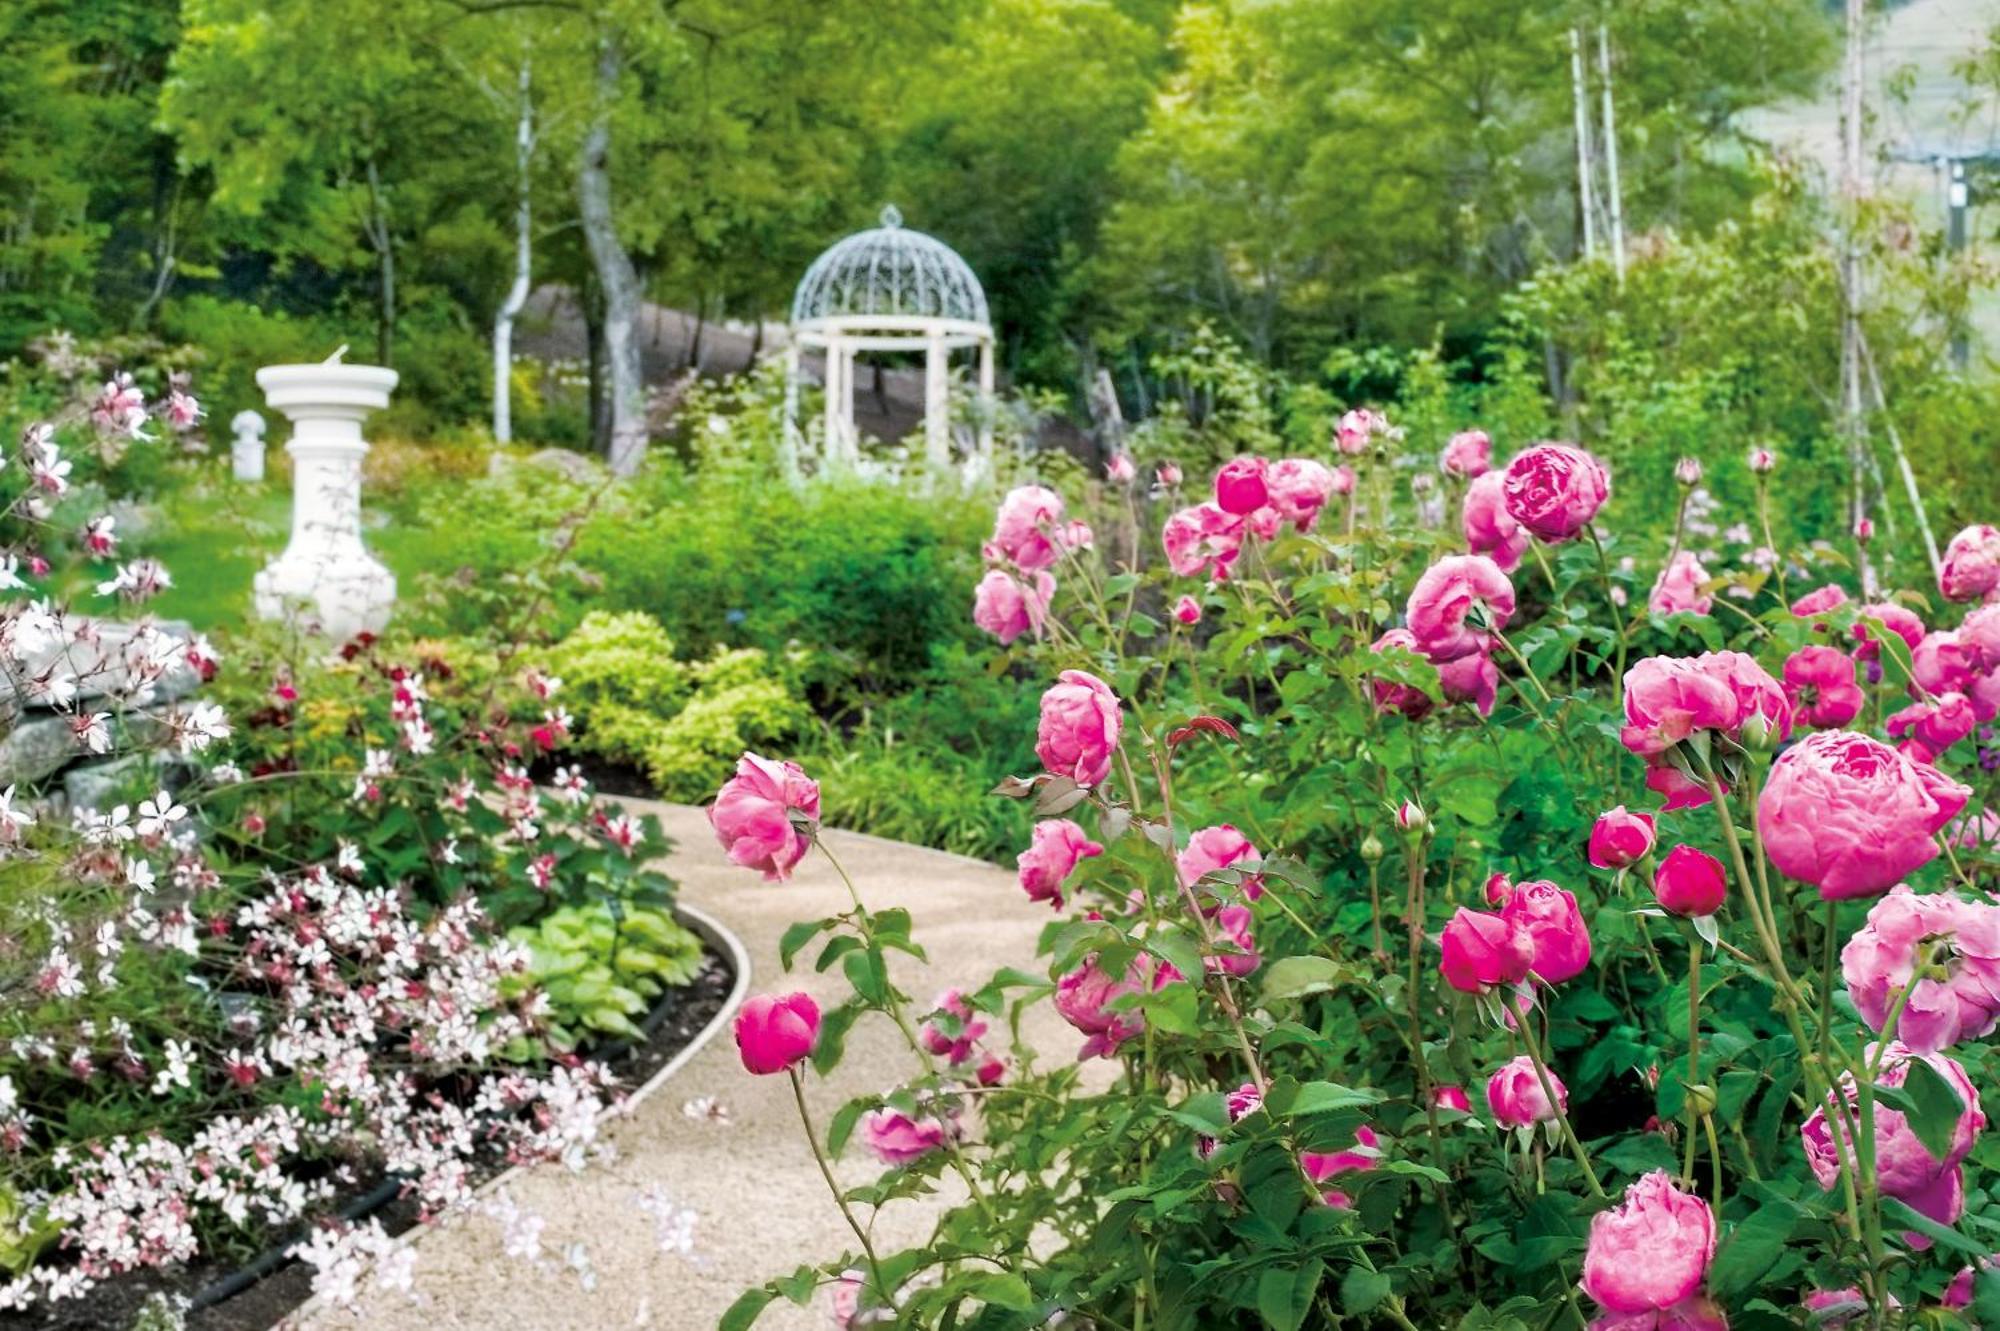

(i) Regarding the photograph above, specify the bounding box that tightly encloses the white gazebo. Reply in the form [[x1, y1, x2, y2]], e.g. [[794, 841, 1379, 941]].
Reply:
[[783, 205, 994, 479]]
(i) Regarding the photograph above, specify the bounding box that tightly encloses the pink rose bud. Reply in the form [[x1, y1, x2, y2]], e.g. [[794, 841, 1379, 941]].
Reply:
[[976, 1053, 1006, 1086], [1432, 1084, 1472, 1113], [1016, 818, 1104, 910], [1940, 524, 2000, 602], [1747, 446, 1776, 474], [1486, 1054, 1565, 1128], [1174, 595, 1202, 625], [1334, 407, 1383, 456], [1581, 1171, 1716, 1315], [1501, 442, 1611, 542], [1501, 880, 1592, 984], [1156, 461, 1182, 488], [1177, 823, 1263, 900], [709, 753, 820, 882], [1225, 1081, 1263, 1122], [972, 568, 1056, 646], [1674, 456, 1702, 487], [1213, 456, 1270, 515], [1653, 844, 1727, 918], [1587, 806, 1657, 870], [1438, 907, 1534, 994], [1757, 730, 1971, 899], [861, 1108, 952, 1165], [1035, 669, 1123, 789], [1483, 871, 1513, 907], [1395, 799, 1428, 834], [1440, 429, 1492, 479], [734, 991, 820, 1074], [1106, 453, 1136, 484], [1854, 516, 1875, 545]]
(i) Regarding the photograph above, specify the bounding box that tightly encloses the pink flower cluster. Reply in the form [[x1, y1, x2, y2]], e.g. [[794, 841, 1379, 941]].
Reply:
[[1162, 454, 1352, 582], [1397, 554, 1516, 716], [1620, 652, 1790, 809], [973, 486, 1086, 644]]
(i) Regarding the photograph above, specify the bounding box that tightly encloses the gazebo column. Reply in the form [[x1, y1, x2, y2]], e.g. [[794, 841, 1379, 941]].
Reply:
[[780, 341, 802, 485], [976, 338, 996, 461], [821, 335, 846, 468], [837, 343, 857, 466], [923, 323, 949, 470]]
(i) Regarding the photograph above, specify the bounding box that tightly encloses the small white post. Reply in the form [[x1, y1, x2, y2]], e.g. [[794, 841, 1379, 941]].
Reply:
[[976, 338, 996, 462], [780, 341, 802, 486], [923, 324, 949, 470], [821, 336, 845, 470], [252, 362, 399, 639], [230, 409, 267, 482], [838, 343, 857, 467]]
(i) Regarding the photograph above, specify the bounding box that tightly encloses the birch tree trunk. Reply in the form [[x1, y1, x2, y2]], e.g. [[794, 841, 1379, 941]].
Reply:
[[1839, 0, 1871, 589], [493, 60, 534, 444], [577, 34, 647, 476]]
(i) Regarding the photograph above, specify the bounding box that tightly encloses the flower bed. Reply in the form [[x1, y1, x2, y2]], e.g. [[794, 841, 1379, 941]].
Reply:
[[719, 423, 2000, 1329]]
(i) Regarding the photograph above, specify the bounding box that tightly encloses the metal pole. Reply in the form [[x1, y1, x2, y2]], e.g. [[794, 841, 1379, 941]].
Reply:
[[1597, 24, 1626, 283]]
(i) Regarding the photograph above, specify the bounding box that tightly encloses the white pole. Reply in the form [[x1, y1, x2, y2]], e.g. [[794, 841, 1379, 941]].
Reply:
[[1569, 28, 1598, 261], [1597, 25, 1625, 283], [923, 325, 949, 471], [821, 335, 843, 470], [838, 343, 857, 467], [976, 339, 995, 463], [1840, 0, 1871, 591], [780, 341, 802, 486]]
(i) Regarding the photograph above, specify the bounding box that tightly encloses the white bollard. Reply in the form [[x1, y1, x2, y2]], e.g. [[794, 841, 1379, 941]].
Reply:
[[250, 362, 398, 639], [230, 409, 267, 482]]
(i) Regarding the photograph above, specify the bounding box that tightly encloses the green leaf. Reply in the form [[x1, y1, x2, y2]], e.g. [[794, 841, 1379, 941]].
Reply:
[[1338, 1266, 1391, 1317], [1707, 1203, 1798, 1300], [780, 918, 834, 970], [1884, 1198, 1987, 1257], [842, 948, 889, 1005], [967, 1272, 1035, 1310], [1897, 1055, 1968, 1163], [1257, 1258, 1324, 1331], [827, 1097, 869, 1157], [1283, 1080, 1380, 1116], [719, 1287, 776, 1331], [1261, 955, 1347, 1002]]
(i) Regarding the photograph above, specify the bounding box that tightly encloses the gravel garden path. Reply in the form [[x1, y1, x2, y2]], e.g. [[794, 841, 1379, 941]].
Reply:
[[294, 799, 1062, 1331]]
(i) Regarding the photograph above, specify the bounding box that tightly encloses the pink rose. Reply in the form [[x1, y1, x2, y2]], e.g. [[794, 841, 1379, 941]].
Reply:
[[734, 991, 820, 1074], [1335, 407, 1385, 455], [1581, 1171, 1716, 1315], [1173, 595, 1202, 625], [991, 485, 1066, 571], [1406, 554, 1516, 662], [1439, 907, 1534, 994], [1432, 1084, 1472, 1113], [1912, 629, 1979, 697], [1502, 443, 1611, 542], [1162, 503, 1246, 581], [1156, 461, 1182, 488], [1960, 604, 2000, 670], [1801, 1041, 1984, 1207], [1177, 823, 1263, 900], [1887, 692, 1976, 754], [1301, 1125, 1383, 1207], [1648, 551, 1712, 616], [1368, 629, 1434, 720], [1483, 872, 1513, 907], [1487, 1054, 1565, 1128], [1618, 657, 1740, 758], [1206, 902, 1260, 977], [1213, 456, 1270, 515], [1851, 602, 1926, 662], [1462, 470, 1530, 572], [1646, 763, 1717, 812], [1106, 453, 1136, 484], [1652, 845, 1727, 918], [919, 988, 988, 1065], [1757, 730, 1971, 899], [1790, 583, 1850, 617], [1054, 954, 1151, 1060], [709, 753, 821, 881], [1502, 880, 1591, 984], [861, 1108, 952, 1165], [972, 568, 1055, 645], [1265, 458, 1338, 530], [1440, 429, 1492, 478], [1782, 645, 1863, 728], [1436, 651, 1499, 717], [1016, 818, 1104, 909], [1059, 519, 1094, 552], [1329, 464, 1356, 495], [1940, 524, 2000, 602], [1036, 669, 1122, 788], [1842, 886, 2000, 1054], [1588, 806, 1657, 870]]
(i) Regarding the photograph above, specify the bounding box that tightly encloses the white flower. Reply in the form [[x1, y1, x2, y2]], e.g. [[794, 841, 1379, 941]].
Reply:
[[137, 790, 188, 838], [151, 1039, 193, 1095], [0, 785, 34, 842], [71, 711, 112, 754], [176, 701, 230, 754]]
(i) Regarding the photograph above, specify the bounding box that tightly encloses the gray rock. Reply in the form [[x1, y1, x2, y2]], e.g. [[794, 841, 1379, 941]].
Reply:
[[0, 715, 83, 788], [13, 618, 199, 710], [64, 749, 196, 812]]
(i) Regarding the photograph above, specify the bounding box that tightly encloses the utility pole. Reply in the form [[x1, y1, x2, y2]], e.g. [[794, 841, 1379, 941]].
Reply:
[[1597, 24, 1626, 283], [1569, 28, 1598, 261]]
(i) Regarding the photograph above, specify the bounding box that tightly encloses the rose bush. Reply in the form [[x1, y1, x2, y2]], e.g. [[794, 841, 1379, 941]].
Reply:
[[719, 418, 2000, 1331]]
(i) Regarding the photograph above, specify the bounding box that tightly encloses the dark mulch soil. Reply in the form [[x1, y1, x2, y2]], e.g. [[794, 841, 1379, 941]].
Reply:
[[2, 944, 734, 1331]]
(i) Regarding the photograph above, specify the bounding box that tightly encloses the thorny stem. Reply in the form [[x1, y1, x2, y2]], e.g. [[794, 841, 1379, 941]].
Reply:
[[1505, 992, 1606, 1199], [790, 1066, 884, 1292]]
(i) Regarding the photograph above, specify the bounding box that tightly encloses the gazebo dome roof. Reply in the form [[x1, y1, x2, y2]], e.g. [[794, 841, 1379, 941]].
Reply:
[[790, 206, 990, 328]]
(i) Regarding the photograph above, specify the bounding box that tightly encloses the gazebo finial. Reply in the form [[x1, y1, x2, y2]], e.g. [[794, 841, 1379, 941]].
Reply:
[[879, 203, 903, 229]]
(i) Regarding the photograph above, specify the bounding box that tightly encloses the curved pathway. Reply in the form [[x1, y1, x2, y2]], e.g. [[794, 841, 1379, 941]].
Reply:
[[297, 799, 1062, 1331]]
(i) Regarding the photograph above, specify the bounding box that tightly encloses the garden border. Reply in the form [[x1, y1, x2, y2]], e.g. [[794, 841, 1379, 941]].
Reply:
[[271, 900, 751, 1325]]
